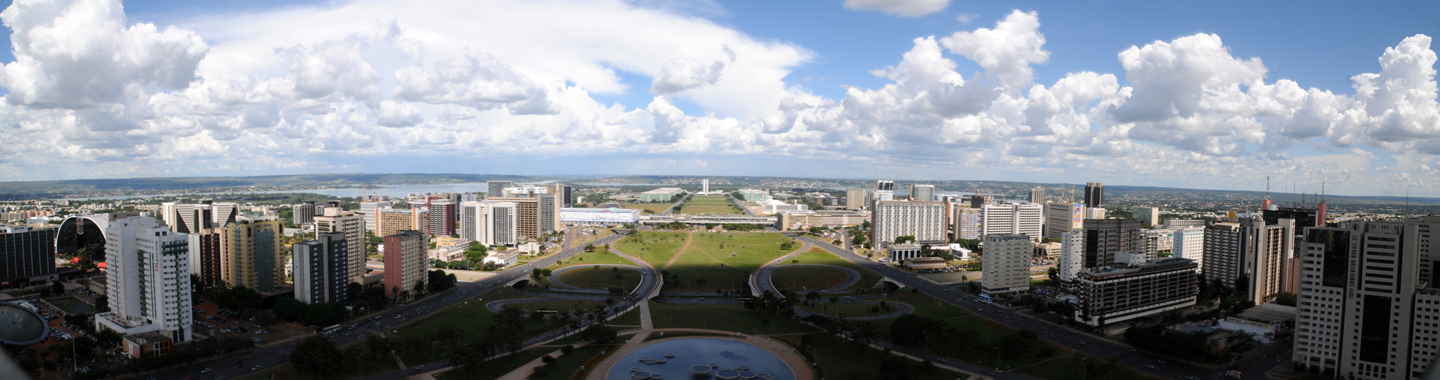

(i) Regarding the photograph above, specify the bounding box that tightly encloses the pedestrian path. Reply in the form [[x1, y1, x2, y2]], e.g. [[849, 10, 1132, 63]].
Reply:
[[660, 231, 694, 270]]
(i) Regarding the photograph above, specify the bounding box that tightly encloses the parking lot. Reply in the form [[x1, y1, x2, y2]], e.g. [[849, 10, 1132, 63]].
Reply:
[[190, 301, 310, 345]]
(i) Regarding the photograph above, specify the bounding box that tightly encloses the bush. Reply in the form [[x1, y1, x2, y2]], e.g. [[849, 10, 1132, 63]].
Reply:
[[561, 345, 574, 354]]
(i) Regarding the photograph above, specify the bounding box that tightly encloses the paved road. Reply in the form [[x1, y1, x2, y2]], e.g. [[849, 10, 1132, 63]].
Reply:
[[546, 264, 644, 293], [150, 229, 632, 380], [766, 264, 861, 293], [728, 194, 756, 216], [661, 192, 692, 215]]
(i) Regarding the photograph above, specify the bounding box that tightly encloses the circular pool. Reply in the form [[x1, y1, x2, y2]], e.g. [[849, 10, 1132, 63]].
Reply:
[[604, 338, 795, 380]]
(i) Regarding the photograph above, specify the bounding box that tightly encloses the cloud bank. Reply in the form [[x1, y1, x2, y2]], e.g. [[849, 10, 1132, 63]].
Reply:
[[0, 0, 1436, 196]]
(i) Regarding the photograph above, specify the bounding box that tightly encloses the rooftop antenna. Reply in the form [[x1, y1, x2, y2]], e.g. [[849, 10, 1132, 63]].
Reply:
[[1265, 176, 1270, 202], [1321, 180, 1325, 202]]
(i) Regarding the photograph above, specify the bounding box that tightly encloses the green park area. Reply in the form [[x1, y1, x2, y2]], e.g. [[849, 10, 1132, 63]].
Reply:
[[621, 203, 672, 214], [778, 248, 884, 291], [648, 301, 815, 335], [678, 195, 743, 215], [663, 232, 796, 292], [555, 266, 642, 290], [770, 265, 851, 292], [613, 231, 689, 266]]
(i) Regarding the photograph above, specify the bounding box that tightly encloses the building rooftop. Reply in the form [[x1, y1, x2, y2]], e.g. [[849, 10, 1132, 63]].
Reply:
[[1078, 257, 1197, 278], [1234, 303, 1297, 324], [123, 331, 171, 345]]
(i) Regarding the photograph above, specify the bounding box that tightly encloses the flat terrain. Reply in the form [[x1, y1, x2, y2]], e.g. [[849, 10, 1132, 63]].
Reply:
[[663, 232, 795, 292], [778, 248, 885, 291], [770, 266, 851, 292], [613, 231, 690, 266], [556, 266, 642, 290], [677, 195, 743, 215], [647, 301, 816, 335], [621, 203, 672, 214]]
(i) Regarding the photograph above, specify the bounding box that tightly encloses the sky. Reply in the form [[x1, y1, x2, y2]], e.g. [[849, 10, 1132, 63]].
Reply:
[[0, 0, 1436, 196]]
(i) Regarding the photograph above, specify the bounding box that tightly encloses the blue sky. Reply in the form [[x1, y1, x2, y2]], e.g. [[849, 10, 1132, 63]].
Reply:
[[0, 0, 1436, 196]]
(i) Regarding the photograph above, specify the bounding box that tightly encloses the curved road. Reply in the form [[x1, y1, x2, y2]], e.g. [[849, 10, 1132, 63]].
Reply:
[[766, 264, 861, 293], [547, 264, 644, 293]]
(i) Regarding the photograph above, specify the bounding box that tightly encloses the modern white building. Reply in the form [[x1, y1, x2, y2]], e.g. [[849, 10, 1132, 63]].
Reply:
[[982, 234, 1031, 294], [359, 200, 387, 233], [293, 202, 317, 226], [460, 201, 518, 246], [1133, 206, 1160, 226], [909, 184, 935, 202], [483, 252, 518, 268], [642, 188, 686, 202], [1292, 219, 1440, 380], [872, 201, 947, 246], [1171, 227, 1205, 270], [559, 208, 640, 226], [736, 189, 770, 203], [761, 199, 807, 214], [1143, 228, 1176, 260], [313, 207, 366, 283], [292, 232, 349, 304], [1058, 231, 1085, 282], [981, 202, 1044, 242], [97, 216, 193, 343], [1045, 203, 1084, 239]]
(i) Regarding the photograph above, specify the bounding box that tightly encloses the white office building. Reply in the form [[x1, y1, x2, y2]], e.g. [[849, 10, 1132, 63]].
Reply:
[[982, 234, 1031, 294], [872, 201, 947, 246], [560, 208, 640, 226], [981, 202, 1044, 242], [1058, 231, 1085, 282], [359, 200, 386, 233], [1171, 227, 1205, 270], [1045, 203, 1084, 239], [96, 216, 193, 343], [460, 201, 518, 246]]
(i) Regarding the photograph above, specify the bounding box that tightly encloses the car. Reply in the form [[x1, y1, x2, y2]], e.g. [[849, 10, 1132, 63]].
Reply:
[[200, 368, 212, 373], [1130, 349, 1137, 352], [245, 354, 254, 359], [1156, 359, 1167, 364], [415, 365, 425, 371], [395, 314, 402, 319], [697, 297, 705, 301], [252, 365, 262, 371], [1145, 365, 1155, 369], [1079, 341, 1087, 345]]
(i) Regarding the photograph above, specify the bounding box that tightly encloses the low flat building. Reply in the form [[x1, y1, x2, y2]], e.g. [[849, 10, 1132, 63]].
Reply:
[[483, 253, 518, 268], [122, 331, 172, 359], [1073, 258, 1198, 327], [903, 257, 948, 270], [737, 189, 771, 203], [887, 243, 924, 263], [774, 210, 867, 231], [641, 188, 685, 203], [560, 207, 640, 226]]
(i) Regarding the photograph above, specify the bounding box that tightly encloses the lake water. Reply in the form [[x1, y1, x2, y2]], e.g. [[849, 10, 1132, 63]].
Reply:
[[605, 338, 794, 380]]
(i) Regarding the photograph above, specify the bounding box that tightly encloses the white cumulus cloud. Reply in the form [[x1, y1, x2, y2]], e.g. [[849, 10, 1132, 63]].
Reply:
[[844, 0, 951, 17]]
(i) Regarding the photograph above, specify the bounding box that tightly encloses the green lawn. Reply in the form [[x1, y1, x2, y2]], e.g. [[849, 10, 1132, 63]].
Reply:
[[389, 287, 546, 344], [770, 265, 851, 292], [796, 301, 899, 318], [434, 347, 554, 380], [613, 231, 690, 266], [555, 266, 642, 290], [647, 301, 819, 335], [621, 203, 672, 214], [506, 300, 613, 315], [678, 195, 743, 215], [664, 232, 795, 292], [802, 333, 969, 380], [531, 344, 613, 380], [778, 248, 885, 291]]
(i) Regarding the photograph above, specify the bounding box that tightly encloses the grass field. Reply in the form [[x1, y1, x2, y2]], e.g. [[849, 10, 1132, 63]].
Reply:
[[796, 301, 899, 318], [621, 203, 672, 214], [531, 344, 612, 380], [556, 266, 642, 290], [678, 195, 743, 215], [613, 231, 690, 266], [802, 333, 970, 380], [570, 227, 614, 249], [390, 287, 547, 345], [648, 301, 819, 335], [770, 265, 851, 292], [778, 248, 885, 291], [663, 232, 795, 292], [433, 347, 553, 380]]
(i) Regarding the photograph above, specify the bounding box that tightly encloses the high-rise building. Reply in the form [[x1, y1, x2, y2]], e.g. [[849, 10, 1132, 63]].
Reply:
[[1084, 182, 1104, 208], [460, 201, 518, 246], [488, 197, 541, 240], [549, 184, 574, 208], [1143, 229, 1176, 261], [872, 201, 947, 246], [1085, 207, 1107, 219], [1058, 231, 1084, 281], [909, 184, 935, 202], [160, 202, 176, 227], [1291, 219, 1440, 380], [0, 224, 57, 284], [359, 201, 386, 233], [875, 180, 895, 191], [1171, 227, 1205, 270], [980, 202, 1044, 242], [293, 202, 316, 226], [428, 199, 457, 236], [1134, 207, 1159, 226], [982, 234, 1032, 294], [1202, 218, 1295, 303], [1082, 218, 1144, 268], [1203, 222, 1244, 287], [314, 208, 366, 284], [186, 228, 222, 288], [1073, 258, 1197, 327], [969, 195, 994, 209], [1028, 187, 1046, 203], [383, 230, 428, 298], [951, 206, 981, 240], [220, 215, 284, 293], [1263, 207, 1320, 229], [701, 179, 709, 193], [1045, 203, 1084, 239], [487, 181, 515, 198], [539, 194, 560, 234], [97, 216, 192, 342], [170, 201, 238, 233], [845, 189, 868, 210], [293, 232, 349, 304]]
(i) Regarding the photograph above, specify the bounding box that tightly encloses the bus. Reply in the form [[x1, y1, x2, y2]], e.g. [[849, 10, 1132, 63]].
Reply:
[[977, 294, 992, 303], [322, 324, 342, 334]]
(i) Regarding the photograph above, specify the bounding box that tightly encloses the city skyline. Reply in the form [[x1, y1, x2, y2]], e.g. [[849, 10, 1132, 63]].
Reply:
[[0, 0, 1436, 197]]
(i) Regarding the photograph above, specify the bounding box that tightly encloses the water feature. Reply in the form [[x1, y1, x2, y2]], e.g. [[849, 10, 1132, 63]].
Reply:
[[606, 338, 794, 380]]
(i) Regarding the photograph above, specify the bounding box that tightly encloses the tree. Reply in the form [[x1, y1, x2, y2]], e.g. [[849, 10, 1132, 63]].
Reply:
[[94, 295, 109, 312], [1235, 273, 1249, 295], [894, 235, 916, 245], [290, 336, 343, 377], [889, 314, 941, 346], [256, 311, 278, 329], [579, 323, 617, 344], [51, 281, 65, 295], [1275, 292, 1298, 306], [1047, 267, 1059, 286], [584, 244, 596, 252]]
